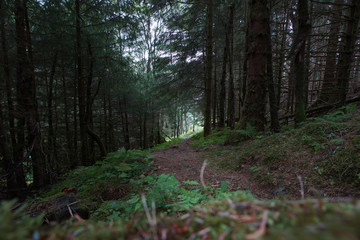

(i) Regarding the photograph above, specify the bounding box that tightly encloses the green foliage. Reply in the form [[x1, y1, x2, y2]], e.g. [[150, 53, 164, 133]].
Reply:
[[319, 147, 360, 185], [151, 137, 184, 150], [19, 196, 360, 239], [0, 201, 43, 240], [44, 149, 152, 205], [192, 128, 233, 149], [225, 123, 258, 145], [93, 174, 240, 221]]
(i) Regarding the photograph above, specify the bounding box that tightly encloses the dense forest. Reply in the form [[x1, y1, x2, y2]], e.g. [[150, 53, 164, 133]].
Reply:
[[0, 0, 360, 238]]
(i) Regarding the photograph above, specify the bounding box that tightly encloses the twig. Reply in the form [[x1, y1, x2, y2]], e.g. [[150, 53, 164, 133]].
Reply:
[[297, 175, 305, 199], [67, 204, 74, 218], [200, 160, 210, 195], [141, 194, 158, 240], [245, 210, 268, 240], [74, 214, 88, 226], [67, 200, 80, 218]]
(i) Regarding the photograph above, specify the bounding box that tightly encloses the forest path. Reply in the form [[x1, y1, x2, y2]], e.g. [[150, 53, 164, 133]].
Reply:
[[150, 139, 273, 198]]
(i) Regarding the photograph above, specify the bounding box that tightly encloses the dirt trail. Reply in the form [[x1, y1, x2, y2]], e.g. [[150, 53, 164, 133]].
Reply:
[[151, 140, 273, 198]]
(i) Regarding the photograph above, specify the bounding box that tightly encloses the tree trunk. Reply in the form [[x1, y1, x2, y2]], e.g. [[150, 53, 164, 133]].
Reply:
[[47, 52, 57, 168], [204, 0, 213, 137], [266, 8, 280, 132], [317, 0, 344, 105], [62, 65, 72, 168], [219, 37, 227, 129], [85, 40, 106, 160], [76, 0, 88, 166], [238, 0, 268, 131], [0, 100, 17, 198], [0, 0, 16, 151], [335, 0, 360, 104], [14, 0, 32, 194], [120, 96, 130, 150], [227, 4, 235, 129], [294, 0, 310, 125], [212, 48, 217, 129], [72, 75, 79, 168]]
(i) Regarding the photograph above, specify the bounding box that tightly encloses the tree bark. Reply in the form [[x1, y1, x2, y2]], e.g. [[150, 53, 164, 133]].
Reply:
[[218, 33, 228, 129], [61, 65, 72, 168], [227, 4, 235, 129], [335, 0, 360, 104], [14, 0, 31, 194], [85, 40, 106, 160], [266, 7, 280, 132], [317, 0, 344, 105], [47, 52, 57, 167], [204, 0, 213, 137], [238, 0, 268, 131], [75, 0, 88, 165], [0, 99, 17, 198], [294, 0, 310, 125], [0, 0, 16, 151], [212, 48, 217, 129]]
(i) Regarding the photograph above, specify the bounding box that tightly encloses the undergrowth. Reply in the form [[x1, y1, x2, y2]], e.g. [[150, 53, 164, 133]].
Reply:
[[92, 173, 242, 221], [42, 148, 152, 206], [3, 195, 360, 239], [3, 104, 360, 239], [209, 104, 360, 189]]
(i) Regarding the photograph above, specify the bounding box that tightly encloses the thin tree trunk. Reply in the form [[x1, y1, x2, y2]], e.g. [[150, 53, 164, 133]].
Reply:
[[0, 100, 17, 198], [72, 74, 78, 168], [266, 9, 280, 132], [336, 0, 360, 104], [120, 96, 130, 150], [219, 27, 228, 129], [212, 48, 217, 129], [204, 0, 213, 137], [0, 0, 16, 151], [227, 4, 235, 129], [75, 0, 88, 166], [294, 0, 310, 125], [15, 0, 31, 195], [317, 0, 344, 105], [47, 52, 57, 168], [62, 65, 72, 168], [85, 40, 106, 160]]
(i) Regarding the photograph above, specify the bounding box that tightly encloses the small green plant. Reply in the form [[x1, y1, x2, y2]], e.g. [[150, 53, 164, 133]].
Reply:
[[0, 200, 43, 240], [250, 166, 262, 173], [192, 128, 233, 149], [43, 148, 152, 205]]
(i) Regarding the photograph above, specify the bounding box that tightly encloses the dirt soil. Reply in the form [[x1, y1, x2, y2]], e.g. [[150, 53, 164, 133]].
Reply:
[[150, 140, 275, 199]]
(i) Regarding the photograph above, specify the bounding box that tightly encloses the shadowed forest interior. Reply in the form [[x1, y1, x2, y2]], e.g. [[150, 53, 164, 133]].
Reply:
[[0, 0, 360, 239]]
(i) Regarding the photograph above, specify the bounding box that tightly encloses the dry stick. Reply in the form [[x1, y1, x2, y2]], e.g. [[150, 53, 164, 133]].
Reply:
[[297, 175, 305, 199], [141, 194, 158, 240], [67, 200, 80, 218], [67, 205, 74, 218], [200, 160, 210, 195], [245, 210, 269, 240]]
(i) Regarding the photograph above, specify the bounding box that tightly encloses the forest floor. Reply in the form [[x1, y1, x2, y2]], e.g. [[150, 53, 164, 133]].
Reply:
[[151, 139, 274, 199]]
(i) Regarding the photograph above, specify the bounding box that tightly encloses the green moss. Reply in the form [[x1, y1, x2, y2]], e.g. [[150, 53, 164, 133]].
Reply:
[[320, 147, 360, 185], [151, 137, 184, 150], [192, 128, 233, 149]]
